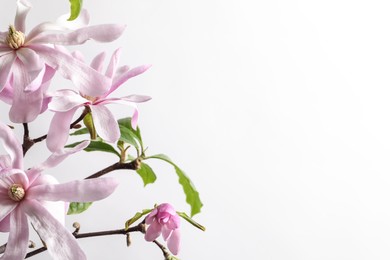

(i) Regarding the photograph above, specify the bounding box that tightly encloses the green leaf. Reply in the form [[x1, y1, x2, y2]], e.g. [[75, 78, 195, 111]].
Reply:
[[146, 154, 203, 216], [68, 0, 83, 21], [66, 140, 120, 157], [67, 202, 92, 215], [125, 208, 153, 230], [70, 127, 89, 136], [177, 211, 206, 231], [119, 125, 139, 148], [118, 118, 143, 148], [136, 162, 157, 186]]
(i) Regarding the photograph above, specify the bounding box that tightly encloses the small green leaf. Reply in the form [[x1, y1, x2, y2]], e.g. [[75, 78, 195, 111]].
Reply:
[[136, 162, 157, 186], [68, 0, 83, 21], [118, 118, 143, 148], [119, 125, 139, 148], [125, 208, 153, 230], [67, 202, 92, 215], [70, 127, 89, 136], [145, 154, 203, 217], [177, 211, 206, 231], [66, 140, 120, 157]]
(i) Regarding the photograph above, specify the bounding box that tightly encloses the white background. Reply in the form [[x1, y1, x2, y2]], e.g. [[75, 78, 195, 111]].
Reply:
[[2, 0, 390, 259]]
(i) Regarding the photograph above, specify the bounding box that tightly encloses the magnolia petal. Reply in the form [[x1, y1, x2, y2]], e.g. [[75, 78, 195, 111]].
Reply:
[[0, 53, 16, 90], [9, 65, 46, 123], [0, 214, 10, 232], [167, 229, 180, 255], [0, 79, 13, 104], [28, 177, 119, 202], [16, 48, 44, 72], [145, 221, 162, 242], [105, 48, 121, 78], [90, 105, 120, 143], [145, 208, 158, 225], [0, 208, 29, 259], [107, 64, 152, 96], [90, 52, 106, 73], [0, 122, 23, 169], [48, 90, 87, 112], [15, 0, 32, 33], [29, 44, 110, 96], [27, 10, 90, 43], [0, 155, 12, 170], [46, 108, 78, 152], [40, 141, 90, 172], [31, 24, 126, 45], [22, 200, 87, 260], [162, 225, 173, 241], [113, 65, 129, 82]]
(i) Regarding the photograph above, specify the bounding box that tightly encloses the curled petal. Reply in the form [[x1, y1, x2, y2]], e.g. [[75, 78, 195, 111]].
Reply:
[[0, 122, 23, 169], [22, 200, 87, 260], [27, 177, 119, 202], [16, 48, 44, 74], [0, 208, 29, 259], [46, 108, 78, 153], [145, 208, 158, 225], [15, 0, 32, 33], [167, 229, 180, 255], [90, 105, 120, 143], [145, 220, 162, 242]]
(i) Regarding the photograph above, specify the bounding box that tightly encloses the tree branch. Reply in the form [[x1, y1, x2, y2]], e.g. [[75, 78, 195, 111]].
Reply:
[[24, 223, 150, 259], [84, 159, 141, 179]]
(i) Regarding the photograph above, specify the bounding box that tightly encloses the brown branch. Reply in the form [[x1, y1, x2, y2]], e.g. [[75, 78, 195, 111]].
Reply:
[[84, 159, 141, 179], [25, 224, 144, 258]]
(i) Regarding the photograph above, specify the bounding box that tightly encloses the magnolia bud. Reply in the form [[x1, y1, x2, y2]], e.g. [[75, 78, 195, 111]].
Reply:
[[6, 25, 25, 49]]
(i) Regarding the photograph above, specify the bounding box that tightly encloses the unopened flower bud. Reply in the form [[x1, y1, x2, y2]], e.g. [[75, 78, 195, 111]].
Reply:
[[6, 25, 25, 49], [8, 184, 25, 201]]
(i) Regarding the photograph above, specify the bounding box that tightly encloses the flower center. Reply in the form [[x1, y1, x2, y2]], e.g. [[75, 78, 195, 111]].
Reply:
[[8, 184, 25, 202], [6, 25, 25, 49], [82, 94, 99, 103]]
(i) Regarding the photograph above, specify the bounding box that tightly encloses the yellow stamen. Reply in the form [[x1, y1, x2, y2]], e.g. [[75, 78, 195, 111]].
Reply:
[[6, 25, 25, 49]]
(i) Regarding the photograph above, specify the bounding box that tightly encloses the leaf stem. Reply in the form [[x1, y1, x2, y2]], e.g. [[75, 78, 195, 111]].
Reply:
[[84, 159, 141, 179]]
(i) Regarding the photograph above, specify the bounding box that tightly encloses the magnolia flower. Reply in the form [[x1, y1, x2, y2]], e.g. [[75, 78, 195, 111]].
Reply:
[[0, 122, 119, 259], [145, 203, 181, 255], [46, 48, 151, 152], [0, 0, 126, 123]]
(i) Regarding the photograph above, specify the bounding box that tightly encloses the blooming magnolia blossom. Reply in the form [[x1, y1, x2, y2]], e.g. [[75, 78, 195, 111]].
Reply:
[[0, 122, 119, 260], [46, 48, 151, 152], [0, 0, 126, 123], [145, 203, 181, 255]]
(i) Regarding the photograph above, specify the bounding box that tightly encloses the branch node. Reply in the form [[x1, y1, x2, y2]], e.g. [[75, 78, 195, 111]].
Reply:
[[72, 222, 81, 235]]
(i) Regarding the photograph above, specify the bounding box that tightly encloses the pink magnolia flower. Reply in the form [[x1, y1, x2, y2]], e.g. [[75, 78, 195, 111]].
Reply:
[[46, 48, 151, 152], [145, 203, 181, 255], [0, 122, 119, 259], [0, 0, 126, 123]]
